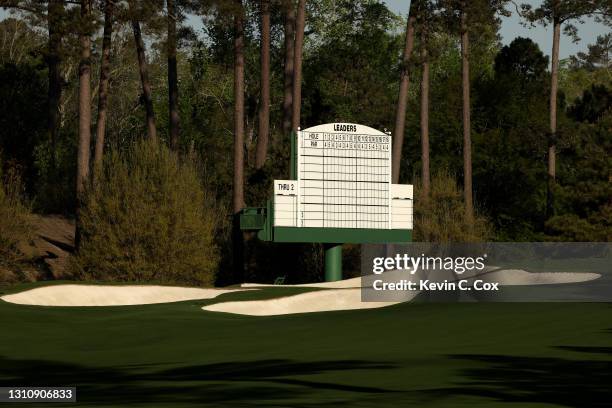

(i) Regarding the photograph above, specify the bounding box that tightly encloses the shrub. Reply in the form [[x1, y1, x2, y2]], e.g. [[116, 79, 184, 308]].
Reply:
[[74, 140, 220, 285], [414, 170, 492, 242], [0, 164, 34, 282]]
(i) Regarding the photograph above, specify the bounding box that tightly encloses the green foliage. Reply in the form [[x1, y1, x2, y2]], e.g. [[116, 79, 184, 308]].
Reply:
[[32, 132, 77, 214], [182, 43, 235, 201], [472, 37, 550, 240], [401, 27, 500, 184], [0, 164, 34, 275], [569, 84, 612, 123], [570, 33, 612, 71], [0, 61, 47, 192], [559, 62, 611, 104], [520, 0, 604, 40], [494, 37, 549, 80], [73, 140, 220, 285], [302, 0, 401, 128], [545, 210, 611, 241], [414, 170, 492, 242], [547, 107, 612, 241]]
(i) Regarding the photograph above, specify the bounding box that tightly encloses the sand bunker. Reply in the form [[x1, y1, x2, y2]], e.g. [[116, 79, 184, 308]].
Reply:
[[202, 288, 405, 316], [466, 269, 600, 285], [216, 269, 601, 316], [243, 269, 601, 289], [3, 269, 598, 311], [0, 285, 245, 306], [241, 276, 362, 289]]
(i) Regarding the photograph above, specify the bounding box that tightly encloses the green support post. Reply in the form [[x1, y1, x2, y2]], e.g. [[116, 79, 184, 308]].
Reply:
[[324, 243, 342, 282]]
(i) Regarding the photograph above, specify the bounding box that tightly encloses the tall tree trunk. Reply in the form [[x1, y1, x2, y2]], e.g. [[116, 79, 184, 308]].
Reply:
[[281, 0, 295, 139], [460, 3, 473, 222], [47, 0, 64, 171], [420, 47, 430, 197], [255, 0, 271, 169], [392, 4, 416, 184], [132, 18, 157, 141], [167, 0, 179, 150], [291, 0, 306, 132], [548, 17, 561, 217], [76, 0, 92, 248], [233, 0, 246, 279], [93, 0, 113, 178]]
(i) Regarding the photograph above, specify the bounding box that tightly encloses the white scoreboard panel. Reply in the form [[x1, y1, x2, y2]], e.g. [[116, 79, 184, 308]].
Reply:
[[390, 184, 413, 230], [274, 180, 298, 227], [298, 124, 391, 229], [273, 123, 412, 231]]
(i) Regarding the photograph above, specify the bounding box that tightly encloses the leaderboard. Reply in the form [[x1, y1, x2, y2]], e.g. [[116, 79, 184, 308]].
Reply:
[[297, 125, 392, 229]]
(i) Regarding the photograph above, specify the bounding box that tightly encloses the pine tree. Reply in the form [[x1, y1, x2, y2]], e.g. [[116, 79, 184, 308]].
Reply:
[[281, 0, 295, 139], [93, 0, 114, 177], [291, 0, 306, 131], [255, 0, 271, 169], [521, 0, 605, 217], [392, 2, 416, 184], [459, 0, 473, 222], [76, 0, 93, 248], [233, 0, 245, 279], [128, 0, 158, 141], [47, 0, 64, 171], [438, 0, 509, 221], [418, 1, 432, 196], [167, 0, 180, 149]]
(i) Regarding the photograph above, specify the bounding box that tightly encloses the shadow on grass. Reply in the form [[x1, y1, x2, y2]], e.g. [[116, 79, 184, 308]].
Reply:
[[442, 348, 612, 408], [556, 345, 612, 355], [0, 357, 399, 406]]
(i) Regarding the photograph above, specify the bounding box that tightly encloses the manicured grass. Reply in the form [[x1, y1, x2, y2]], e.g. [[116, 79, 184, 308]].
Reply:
[[0, 284, 611, 407]]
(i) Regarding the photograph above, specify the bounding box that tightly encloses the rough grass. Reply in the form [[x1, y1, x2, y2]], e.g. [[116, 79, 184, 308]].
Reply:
[[0, 165, 34, 282], [414, 170, 492, 242], [73, 140, 220, 286]]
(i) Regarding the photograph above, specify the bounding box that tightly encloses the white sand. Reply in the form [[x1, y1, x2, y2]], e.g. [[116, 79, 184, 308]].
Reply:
[[213, 269, 601, 316], [241, 276, 362, 289], [0, 284, 245, 306], [243, 269, 601, 288], [2, 268, 599, 312], [202, 288, 405, 316], [462, 268, 601, 285]]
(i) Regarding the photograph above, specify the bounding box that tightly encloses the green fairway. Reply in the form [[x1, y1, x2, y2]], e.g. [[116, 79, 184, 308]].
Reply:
[[0, 283, 611, 407]]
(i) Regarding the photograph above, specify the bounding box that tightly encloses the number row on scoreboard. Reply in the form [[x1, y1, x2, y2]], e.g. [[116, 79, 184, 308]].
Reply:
[[301, 156, 391, 166], [302, 132, 391, 144], [300, 145, 389, 155]]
